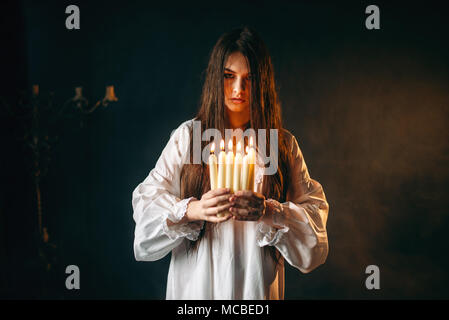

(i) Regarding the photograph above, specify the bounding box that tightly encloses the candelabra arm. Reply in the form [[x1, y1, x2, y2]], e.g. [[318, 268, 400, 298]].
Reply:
[[82, 100, 102, 114]]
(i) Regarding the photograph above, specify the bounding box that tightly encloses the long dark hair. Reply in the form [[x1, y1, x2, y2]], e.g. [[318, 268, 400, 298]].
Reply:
[[180, 26, 291, 263]]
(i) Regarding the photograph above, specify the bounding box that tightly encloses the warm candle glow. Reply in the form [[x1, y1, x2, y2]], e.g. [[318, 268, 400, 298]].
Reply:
[[228, 139, 233, 151], [211, 142, 215, 153], [220, 139, 225, 151], [245, 146, 249, 154], [249, 136, 253, 148], [237, 141, 241, 152]]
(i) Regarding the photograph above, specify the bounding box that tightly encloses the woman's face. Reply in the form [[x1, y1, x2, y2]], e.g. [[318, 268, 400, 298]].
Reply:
[[224, 51, 252, 113]]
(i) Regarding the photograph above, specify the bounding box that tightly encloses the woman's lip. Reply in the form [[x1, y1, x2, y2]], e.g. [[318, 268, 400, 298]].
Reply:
[[231, 98, 245, 104]]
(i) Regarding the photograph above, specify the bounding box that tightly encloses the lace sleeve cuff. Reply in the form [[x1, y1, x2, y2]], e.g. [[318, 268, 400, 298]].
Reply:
[[162, 196, 204, 241], [256, 199, 289, 247]]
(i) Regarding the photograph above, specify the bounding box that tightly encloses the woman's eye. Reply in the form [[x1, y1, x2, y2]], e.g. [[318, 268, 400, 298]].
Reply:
[[224, 73, 234, 79]]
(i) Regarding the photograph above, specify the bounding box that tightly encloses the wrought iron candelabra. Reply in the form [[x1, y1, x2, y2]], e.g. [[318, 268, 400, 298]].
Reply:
[[1, 84, 118, 272]]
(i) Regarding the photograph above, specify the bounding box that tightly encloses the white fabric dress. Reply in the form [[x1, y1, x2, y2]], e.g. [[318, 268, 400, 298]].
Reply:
[[132, 119, 329, 299]]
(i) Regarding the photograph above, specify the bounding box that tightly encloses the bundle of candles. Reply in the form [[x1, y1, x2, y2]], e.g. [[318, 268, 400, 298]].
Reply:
[[208, 137, 256, 217]]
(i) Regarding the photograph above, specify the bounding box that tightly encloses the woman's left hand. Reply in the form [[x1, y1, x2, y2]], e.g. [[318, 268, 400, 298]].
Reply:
[[229, 190, 266, 221]]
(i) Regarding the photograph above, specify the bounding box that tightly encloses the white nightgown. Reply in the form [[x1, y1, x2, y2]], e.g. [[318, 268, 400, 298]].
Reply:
[[132, 119, 329, 299]]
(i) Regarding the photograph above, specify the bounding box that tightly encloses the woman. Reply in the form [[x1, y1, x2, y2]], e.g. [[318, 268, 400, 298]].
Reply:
[[132, 26, 329, 299]]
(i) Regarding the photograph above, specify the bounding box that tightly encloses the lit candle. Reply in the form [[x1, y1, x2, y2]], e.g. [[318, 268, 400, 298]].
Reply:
[[217, 139, 227, 217], [241, 146, 249, 190], [217, 139, 226, 189], [208, 142, 218, 190], [225, 139, 234, 191], [233, 142, 242, 192], [248, 136, 256, 192]]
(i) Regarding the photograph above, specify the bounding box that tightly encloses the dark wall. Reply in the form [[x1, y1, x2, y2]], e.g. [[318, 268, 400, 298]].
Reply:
[[1, 0, 448, 299]]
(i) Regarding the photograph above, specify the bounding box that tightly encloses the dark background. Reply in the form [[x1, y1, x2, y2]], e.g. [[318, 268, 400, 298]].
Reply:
[[1, 0, 448, 299]]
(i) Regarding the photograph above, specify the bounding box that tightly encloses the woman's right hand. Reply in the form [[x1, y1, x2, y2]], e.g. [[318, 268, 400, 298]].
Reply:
[[186, 188, 233, 223]]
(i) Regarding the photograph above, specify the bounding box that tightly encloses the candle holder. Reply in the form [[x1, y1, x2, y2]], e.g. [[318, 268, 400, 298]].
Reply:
[[60, 85, 118, 116]]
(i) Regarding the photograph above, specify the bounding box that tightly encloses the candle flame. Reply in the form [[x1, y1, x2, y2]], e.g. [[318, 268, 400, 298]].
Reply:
[[237, 141, 241, 152], [250, 136, 253, 147], [228, 139, 233, 151], [245, 146, 249, 154], [220, 139, 225, 151], [211, 142, 215, 153]]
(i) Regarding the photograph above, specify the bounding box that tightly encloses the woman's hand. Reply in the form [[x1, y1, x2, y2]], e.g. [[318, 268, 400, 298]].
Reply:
[[185, 188, 233, 223], [229, 190, 266, 221]]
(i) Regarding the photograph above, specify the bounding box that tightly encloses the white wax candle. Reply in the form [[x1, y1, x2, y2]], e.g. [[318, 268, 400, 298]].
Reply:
[[217, 140, 227, 217], [248, 136, 256, 191], [225, 139, 234, 191], [241, 146, 249, 190], [208, 142, 218, 190], [217, 139, 226, 188], [233, 142, 242, 192]]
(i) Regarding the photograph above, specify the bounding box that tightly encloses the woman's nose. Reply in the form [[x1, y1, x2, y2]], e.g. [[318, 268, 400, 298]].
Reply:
[[233, 78, 246, 95]]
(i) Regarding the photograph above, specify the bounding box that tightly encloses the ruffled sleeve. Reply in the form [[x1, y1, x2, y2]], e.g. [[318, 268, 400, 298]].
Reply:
[[132, 120, 204, 262], [256, 134, 329, 273]]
